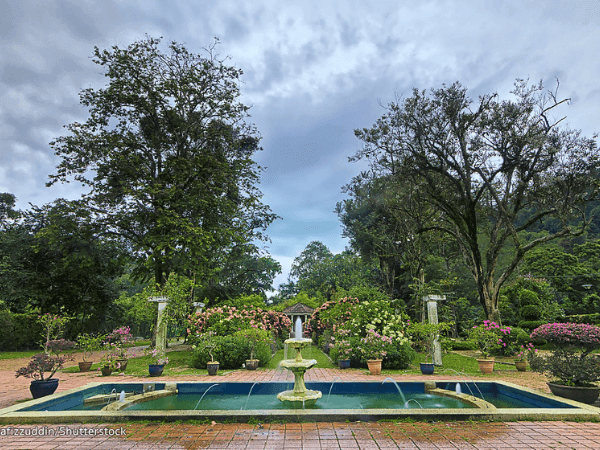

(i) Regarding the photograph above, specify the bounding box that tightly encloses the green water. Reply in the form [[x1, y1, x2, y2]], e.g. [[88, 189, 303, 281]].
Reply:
[[125, 393, 473, 410]]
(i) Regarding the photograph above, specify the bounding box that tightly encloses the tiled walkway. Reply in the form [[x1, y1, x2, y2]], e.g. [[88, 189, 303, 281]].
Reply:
[[2, 356, 600, 449], [2, 420, 600, 449]]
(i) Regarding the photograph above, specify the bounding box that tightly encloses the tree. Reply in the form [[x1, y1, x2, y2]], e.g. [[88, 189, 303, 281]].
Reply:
[[351, 79, 599, 322], [0, 198, 126, 316], [47, 36, 278, 287]]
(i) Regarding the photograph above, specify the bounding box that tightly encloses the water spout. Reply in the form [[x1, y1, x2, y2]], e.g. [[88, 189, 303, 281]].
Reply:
[[194, 384, 220, 410], [405, 399, 424, 409], [326, 377, 343, 405], [442, 369, 484, 400], [294, 317, 303, 339], [242, 382, 259, 410], [382, 377, 407, 406], [455, 383, 462, 395], [119, 390, 125, 402]]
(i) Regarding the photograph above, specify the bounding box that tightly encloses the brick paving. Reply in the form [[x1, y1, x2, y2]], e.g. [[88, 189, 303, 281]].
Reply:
[[2, 351, 600, 448]]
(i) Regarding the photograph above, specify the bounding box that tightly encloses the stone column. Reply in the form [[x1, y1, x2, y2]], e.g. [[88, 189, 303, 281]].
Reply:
[[148, 296, 169, 357], [424, 295, 446, 366]]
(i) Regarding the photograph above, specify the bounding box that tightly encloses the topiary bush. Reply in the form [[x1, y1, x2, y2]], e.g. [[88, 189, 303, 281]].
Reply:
[[382, 341, 416, 369]]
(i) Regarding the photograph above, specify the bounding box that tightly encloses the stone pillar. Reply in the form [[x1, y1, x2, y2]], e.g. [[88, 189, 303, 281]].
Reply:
[[148, 296, 169, 357], [192, 302, 205, 314], [424, 295, 446, 366]]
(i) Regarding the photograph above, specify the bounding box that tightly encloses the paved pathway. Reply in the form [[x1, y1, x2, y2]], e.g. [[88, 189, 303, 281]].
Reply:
[[2, 353, 600, 449]]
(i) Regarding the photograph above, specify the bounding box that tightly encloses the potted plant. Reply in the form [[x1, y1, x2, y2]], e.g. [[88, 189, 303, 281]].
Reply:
[[332, 329, 353, 369], [200, 331, 220, 375], [76, 333, 105, 372], [145, 348, 169, 377], [408, 322, 452, 374], [529, 323, 600, 404], [360, 328, 392, 375], [100, 345, 122, 376], [468, 321, 504, 374], [238, 328, 270, 370], [514, 343, 536, 372], [107, 326, 133, 371], [15, 353, 67, 398]]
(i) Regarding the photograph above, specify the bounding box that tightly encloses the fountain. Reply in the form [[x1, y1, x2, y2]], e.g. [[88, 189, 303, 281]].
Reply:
[[277, 318, 322, 406]]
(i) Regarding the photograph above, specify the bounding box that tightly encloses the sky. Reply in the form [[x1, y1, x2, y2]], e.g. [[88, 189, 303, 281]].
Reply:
[[1, 0, 599, 291]]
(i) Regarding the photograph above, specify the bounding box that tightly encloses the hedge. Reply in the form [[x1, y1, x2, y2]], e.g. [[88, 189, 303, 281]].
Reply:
[[0, 311, 44, 351]]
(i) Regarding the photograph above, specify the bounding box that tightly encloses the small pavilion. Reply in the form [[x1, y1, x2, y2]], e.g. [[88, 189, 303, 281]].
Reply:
[[282, 302, 315, 337]]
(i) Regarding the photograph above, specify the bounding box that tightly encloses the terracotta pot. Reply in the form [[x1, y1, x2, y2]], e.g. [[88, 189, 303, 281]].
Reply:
[[547, 382, 600, 404], [246, 359, 259, 370], [78, 361, 93, 372], [367, 359, 382, 375], [477, 358, 495, 374], [515, 360, 527, 372], [101, 366, 112, 376], [338, 359, 351, 369], [207, 362, 219, 376]]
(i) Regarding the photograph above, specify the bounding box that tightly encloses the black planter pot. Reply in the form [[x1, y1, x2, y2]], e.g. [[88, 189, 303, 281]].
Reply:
[[420, 363, 435, 375], [207, 362, 219, 376], [148, 364, 164, 377], [547, 382, 600, 404], [30, 378, 59, 399]]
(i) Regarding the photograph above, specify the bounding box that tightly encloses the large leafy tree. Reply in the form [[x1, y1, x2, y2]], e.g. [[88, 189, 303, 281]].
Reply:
[[48, 37, 278, 286], [0, 197, 125, 315], [351, 80, 599, 322]]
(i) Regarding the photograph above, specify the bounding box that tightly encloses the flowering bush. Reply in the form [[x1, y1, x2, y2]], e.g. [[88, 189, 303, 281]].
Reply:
[[469, 321, 507, 358], [529, 322, 600, 386], [305, 297, 359, 336], [345, 300, 410, 345], [516, 343, 537, 361], [38, 313, 71, 353], [187, 306, 291, 340], [360, 328, 393, 360], [100, 347, 122, 370], [330, 328, 353, 361], [530, 323, 600, 352], [15, 353, 66, 381], [145, 347, 169, 366], [107, 326, 134, 345]]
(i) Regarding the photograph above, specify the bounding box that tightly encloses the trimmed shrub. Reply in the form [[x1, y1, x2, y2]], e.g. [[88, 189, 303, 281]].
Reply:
[[383, 342, 416, 370], [446, 339, 478, 350], [190, 335, 271, 369], [0, 311, 44, 350]]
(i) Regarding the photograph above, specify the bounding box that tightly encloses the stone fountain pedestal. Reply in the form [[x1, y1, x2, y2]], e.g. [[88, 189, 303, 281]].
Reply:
[[277, 338, 322, 406]]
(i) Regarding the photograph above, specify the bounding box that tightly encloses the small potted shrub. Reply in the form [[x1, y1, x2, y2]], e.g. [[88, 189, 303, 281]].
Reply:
[[15, 353, 67, 398], [332, 328, 352, 369], [360, 329, 392, 375], [514, 343, 536, 372], [529, 323, 600, 404], [202, 332, 219, 376], [100, 344, 122, 376], [76, 333, 105, 372], [236, 328, 270, 370], [145, 348, 169, 377], [408, 322, 452, 374], [468, 321, 506, 373]]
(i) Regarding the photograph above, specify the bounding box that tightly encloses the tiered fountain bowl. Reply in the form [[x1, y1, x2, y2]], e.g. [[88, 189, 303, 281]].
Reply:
[[277, 337, 322, 406]]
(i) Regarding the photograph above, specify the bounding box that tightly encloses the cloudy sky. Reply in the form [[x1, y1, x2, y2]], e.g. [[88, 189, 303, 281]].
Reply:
[[1, 0, 599, 290]]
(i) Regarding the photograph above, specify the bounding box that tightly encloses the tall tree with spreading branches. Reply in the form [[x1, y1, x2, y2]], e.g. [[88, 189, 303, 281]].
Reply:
[[48, 36, 278, 287], [350, 79, 599, 322]]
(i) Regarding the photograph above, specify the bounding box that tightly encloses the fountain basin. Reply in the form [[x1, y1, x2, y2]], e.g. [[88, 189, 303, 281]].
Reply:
[[1, 381, 597, 423]]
